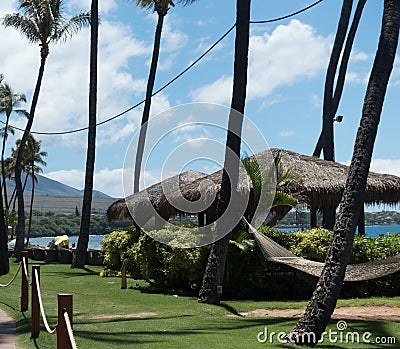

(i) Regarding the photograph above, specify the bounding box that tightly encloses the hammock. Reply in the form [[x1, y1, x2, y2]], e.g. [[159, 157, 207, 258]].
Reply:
[[246, 220, 400, 282]]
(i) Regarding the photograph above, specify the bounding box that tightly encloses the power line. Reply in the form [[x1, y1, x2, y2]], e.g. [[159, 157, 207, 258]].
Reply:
[[1, 0, 325, 136], [250, 0, 325, 24], [0, 24, 236, 136]]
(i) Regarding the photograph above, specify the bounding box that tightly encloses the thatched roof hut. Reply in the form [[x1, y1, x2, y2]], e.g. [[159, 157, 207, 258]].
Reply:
[[107, 148, 400, 229], [268, 148, 400, 210], [107, 170, 207, 223]]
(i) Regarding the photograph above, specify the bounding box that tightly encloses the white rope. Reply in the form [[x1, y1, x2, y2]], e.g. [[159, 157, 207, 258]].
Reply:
[[34, 269, 57, 335], [63, 310, 78, 349], [0, 262, 21, 287], [22, 257, 30, 285]]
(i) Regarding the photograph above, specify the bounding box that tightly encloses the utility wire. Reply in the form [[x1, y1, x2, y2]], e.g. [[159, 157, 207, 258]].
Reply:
[[250, 0, 324, 24], [1, 0, 325, 136]]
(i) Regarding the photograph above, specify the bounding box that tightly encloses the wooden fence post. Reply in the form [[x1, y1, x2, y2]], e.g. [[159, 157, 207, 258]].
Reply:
[[31, 265, 40, 338], [58, 293, 73, 349], [21, 251, 29, 312]]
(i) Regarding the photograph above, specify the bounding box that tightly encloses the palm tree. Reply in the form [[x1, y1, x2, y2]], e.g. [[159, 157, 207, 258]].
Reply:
[[314, 0, 367, 160], [313, 0, 367, 229], [2, 0, 90, 256], [198, 0, 251, 305], [132, 0, 197, 194], [71, 0, 98, 269], [0, 81, 28, 209], [24, 135, 47, 244], [289, 0, 400, 344]]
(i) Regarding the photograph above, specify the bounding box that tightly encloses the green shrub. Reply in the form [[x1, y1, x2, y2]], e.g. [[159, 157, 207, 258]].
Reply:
[[101, 226, 139, 272], [102, 225, 400, 298]]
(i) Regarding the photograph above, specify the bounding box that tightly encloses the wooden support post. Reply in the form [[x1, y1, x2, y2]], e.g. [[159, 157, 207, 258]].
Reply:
[[58, 294, 73, 349], [358, 204, 366, 236], [310, 205, 317, 228], [198, 212, 205, 227], [21, 251, 29, 312], [31, 265, 40, 338]]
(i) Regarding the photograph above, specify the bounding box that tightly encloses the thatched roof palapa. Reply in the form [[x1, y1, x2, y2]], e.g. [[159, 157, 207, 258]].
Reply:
[[107, 170, 207, 222], [267, 148, 400, 210], [107, 148, 400, 223]]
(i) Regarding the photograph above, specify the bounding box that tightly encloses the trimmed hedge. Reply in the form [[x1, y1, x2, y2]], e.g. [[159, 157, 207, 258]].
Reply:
[[101, 226, 400, 298]]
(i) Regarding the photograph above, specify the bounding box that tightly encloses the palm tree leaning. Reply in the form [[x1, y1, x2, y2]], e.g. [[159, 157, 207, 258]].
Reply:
[[24, 135, 47, 244], [132, 0, 197, 194], [0, 81, 29, 209], [198, 0, 251, 305], [71, 0, 98, 269], [2, 0, 90, 256], [289, 0, 400, 345]]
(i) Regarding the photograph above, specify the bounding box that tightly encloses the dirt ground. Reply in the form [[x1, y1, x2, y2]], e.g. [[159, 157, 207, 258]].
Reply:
[[238, 306, 400, 322]]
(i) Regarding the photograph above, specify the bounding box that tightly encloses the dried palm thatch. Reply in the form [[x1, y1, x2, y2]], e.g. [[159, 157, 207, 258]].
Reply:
[[267, 148, 400, 210], [107, 148, 400, 223], [107, 170, 207, 222]]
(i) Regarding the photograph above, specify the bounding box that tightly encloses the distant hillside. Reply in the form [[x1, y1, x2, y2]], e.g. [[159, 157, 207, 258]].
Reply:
[[6, 174, 111, 198]]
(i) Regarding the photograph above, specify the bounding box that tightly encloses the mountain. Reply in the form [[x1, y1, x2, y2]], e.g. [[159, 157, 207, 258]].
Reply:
[[6, 174, 111, 198]]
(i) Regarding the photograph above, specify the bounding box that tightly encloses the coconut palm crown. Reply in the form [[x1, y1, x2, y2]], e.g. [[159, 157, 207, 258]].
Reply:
[[2, 0, 91, 59]]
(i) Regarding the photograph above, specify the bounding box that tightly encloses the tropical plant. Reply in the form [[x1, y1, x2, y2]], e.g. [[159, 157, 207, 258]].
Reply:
[[72, 0, 98, 269], [198, 0, 251, 305], [24, 135, 47, 244], [131, 0, 198, 194], [289, 0, 400, 344], [0, 80, 28, 209], [241, 151, 302, 227], [2, 0, 90, 256]]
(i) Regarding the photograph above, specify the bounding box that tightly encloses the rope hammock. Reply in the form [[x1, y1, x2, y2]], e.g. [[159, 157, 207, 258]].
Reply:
[[246, 220, 400, 282]]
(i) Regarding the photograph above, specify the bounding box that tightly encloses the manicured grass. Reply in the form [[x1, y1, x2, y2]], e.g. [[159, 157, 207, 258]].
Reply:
[[1, 259, 399, 348]]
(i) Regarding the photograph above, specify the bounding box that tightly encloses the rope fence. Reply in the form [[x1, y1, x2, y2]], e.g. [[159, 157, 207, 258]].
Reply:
[[63, 310, 78, 349], [33, 268, 57, 335], [0, 262, 21, 287]]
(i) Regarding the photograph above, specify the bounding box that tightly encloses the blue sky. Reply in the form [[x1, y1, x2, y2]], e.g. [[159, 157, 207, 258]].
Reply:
[[0, 0, 399, 199]]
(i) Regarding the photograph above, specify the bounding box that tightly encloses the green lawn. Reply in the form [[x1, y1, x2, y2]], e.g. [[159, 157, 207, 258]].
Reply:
[[1, 260, 399, 348]]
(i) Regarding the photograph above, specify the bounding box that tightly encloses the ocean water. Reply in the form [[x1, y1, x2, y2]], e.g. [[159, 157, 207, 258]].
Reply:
[[30, 235, 105, 250], [29, 225, 400, 250], [280, 225, 400, 237]]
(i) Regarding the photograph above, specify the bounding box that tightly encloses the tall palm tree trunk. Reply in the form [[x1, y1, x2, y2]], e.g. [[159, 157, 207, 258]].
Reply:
[[27, 165, 35, 245], [0, 176, 9, 276], [1, 116, 11, 210], [313, 0, 353, 160], [14, 52, 47, 257], [134, 11, 165, 194], [290, 1, 400, 344], [198, 0, 251, 305], [72, 0, 98, 269], [314, 0, 366, 159]]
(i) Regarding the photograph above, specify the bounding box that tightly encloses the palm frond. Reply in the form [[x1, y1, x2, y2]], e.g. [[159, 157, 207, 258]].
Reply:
[[272, 191, 298, 208], [2, 13, 41, 43], [55, 11, 90, 42]]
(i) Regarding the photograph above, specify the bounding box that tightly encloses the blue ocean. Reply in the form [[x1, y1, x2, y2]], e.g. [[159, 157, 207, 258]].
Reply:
[[29, 225, 400, 250]]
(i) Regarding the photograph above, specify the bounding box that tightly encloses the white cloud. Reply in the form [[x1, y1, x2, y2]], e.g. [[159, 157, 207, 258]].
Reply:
[[370, 159, 400, 177], [190, 76, 232, 104], [279, 130, 295, 137], [0, 14, 155, 150], [190, 20, 331, 104], [44, 168, 126, 198], [342, 159, 400, 178]]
